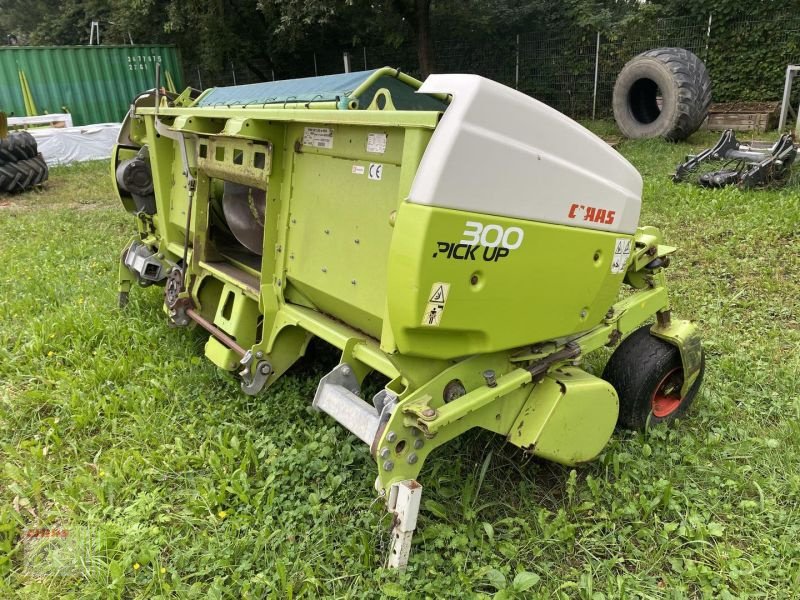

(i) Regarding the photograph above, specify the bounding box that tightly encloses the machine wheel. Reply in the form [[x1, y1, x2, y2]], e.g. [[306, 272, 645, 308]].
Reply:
[[612, 47, 711, 142], [0, 131, 38, 164], [602, 325, 705, 430], [0, 154, 48, 193]]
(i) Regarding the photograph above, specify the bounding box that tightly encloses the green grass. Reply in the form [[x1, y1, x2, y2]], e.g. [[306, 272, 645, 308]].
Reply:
[[1, 131, 799, 598]]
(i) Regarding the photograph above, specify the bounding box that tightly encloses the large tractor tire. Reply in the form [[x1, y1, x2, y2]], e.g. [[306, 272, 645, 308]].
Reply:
[[0, 155, 49, 193], [612, 47, 711, 142], [0, 131, 38, 164]]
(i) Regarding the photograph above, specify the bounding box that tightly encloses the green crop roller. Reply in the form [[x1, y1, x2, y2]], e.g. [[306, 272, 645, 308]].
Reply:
[[112, 67, 705, 568]]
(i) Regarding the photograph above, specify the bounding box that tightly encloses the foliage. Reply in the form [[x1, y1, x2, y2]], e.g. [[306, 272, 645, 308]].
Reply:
[[1, 130, 799, 596], [2, 0, 799, 102]]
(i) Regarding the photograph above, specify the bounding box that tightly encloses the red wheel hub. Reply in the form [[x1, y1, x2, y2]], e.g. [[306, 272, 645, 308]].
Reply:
[[651, 367, 684, 418]]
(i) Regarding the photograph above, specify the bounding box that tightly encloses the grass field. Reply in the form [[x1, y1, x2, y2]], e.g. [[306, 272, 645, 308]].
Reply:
[[1, 129, 799, 599]]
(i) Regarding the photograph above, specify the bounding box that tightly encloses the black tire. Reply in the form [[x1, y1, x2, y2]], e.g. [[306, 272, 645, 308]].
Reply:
[[0, 131, 38, 164], [613, 47, 711, 142], [0, 154, 49, 193], [602, 325, 705, 430]]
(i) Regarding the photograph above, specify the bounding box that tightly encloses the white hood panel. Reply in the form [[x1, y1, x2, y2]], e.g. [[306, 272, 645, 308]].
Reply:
[[409, 74, 642, 234]]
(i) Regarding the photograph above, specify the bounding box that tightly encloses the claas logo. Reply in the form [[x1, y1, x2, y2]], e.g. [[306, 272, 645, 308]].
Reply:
[[568, 203, 616, 225]]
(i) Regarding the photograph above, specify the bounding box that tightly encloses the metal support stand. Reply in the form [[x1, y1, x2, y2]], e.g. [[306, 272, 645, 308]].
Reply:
[[778, 65, 800, 131], [386, 480, 422, 569]]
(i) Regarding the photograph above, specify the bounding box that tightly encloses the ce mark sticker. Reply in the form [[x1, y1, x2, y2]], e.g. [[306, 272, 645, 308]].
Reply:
[[368, 163, 383, 180]]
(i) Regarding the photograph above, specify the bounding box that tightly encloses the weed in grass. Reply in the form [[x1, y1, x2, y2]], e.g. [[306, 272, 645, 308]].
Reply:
[[1, 129, 799, 598]]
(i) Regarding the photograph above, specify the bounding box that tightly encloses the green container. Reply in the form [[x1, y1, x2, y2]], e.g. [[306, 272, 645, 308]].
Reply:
[[0, 45, 183, 126]]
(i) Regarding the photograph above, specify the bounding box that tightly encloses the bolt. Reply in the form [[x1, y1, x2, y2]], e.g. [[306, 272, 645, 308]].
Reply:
[[483, 369, 497, 388], [259, 363, 271, 375], [324, 229, 330, 234], [606, 308, 614, 319], [256, 351, 264, 359], [422, 408, 436, 418], [407, 453, 418, 465], [580, 309, 588, 319], [351, 279, 357, 285], [321, 267, 327, 273], [386, 430, 397, 443], [354, 239, 360, 244], [379, 447, 390, 459], [414, 438, 424, 450], [291, 218, 296, 224], [276, 279, 282, 287], [383, 460, 394, 471], [340, 365, 351, 376]]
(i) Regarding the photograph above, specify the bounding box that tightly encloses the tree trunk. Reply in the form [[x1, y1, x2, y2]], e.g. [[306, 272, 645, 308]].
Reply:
[[415, 0, 433, 77]]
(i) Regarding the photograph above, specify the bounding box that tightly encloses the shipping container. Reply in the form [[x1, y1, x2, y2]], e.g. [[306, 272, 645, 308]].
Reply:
[[0, 45, 183, 126]]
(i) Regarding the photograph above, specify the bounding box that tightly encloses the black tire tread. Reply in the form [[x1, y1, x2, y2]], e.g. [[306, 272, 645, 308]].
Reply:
[[0, 154, 49, 193], [602, 325, 705, 430], [613, 47, 711, 142], [0, 131, 38, 165]]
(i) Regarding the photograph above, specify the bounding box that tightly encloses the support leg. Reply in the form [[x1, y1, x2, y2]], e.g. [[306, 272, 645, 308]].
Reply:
[[386, 480, 422, 569], [118, 245, 135, 308]]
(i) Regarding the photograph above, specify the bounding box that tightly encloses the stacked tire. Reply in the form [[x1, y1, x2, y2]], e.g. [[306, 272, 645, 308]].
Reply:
[[0, 131, 49, 193], [612, 47, 711, 142]]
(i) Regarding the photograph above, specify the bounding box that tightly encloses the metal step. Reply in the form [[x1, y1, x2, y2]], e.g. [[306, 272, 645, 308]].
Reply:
[[312, 363, 381, 445]]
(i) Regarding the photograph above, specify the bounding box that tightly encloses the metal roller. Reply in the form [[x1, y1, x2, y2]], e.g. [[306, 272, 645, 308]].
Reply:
[[222, 181, 266, 255]]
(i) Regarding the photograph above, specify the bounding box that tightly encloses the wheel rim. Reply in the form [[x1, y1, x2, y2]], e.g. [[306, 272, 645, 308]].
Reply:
[[651, 367, 685, 418]]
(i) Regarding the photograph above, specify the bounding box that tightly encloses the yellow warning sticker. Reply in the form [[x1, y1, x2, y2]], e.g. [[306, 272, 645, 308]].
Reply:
[[422, 282, 450, 326]]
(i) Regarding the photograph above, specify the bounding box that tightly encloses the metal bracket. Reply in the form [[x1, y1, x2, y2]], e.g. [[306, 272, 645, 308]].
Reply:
[[165, 268, 191, 327], [240, 350, 273, 396], [650, 315, 703, 398], [386, 480, 422, 569], [312, 363, 382, 445]]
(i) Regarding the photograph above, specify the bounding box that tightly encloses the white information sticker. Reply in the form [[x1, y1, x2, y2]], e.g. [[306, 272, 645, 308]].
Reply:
[[366, 132, 387, 154], [368, 163, 383, 180], [422, 282, 450, 327], [352, 165, 365, 175], [611, 238, 633, 274], [303, 127, 334, 149]]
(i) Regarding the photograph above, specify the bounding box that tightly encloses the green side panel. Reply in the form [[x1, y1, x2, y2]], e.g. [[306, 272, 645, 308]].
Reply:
[[386, 203, 632, 359], [283, 124, 407, 339], [0, 46, 183, 125]]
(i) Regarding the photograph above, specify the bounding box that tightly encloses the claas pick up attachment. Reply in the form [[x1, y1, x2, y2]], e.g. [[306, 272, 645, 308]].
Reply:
[[113, 67, 704, 567]]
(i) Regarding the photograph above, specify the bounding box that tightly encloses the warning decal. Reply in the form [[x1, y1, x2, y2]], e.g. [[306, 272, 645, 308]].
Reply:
[[303, 127, 334, 149], [611, 238, 632, 274], [422, 282, 450, 327]]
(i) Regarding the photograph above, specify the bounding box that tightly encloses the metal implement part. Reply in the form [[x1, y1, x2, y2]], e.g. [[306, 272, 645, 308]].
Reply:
[[312, 363, 381, 445], [123, 241, 166, 283], [112, 67, 704, 569], [387, 480, 422, 569], [222, 181, 267, 255], [673, 128, 797, 188]]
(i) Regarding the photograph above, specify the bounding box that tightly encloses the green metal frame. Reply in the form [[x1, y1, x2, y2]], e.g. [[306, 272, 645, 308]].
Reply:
[[113, 76, 701, 502]]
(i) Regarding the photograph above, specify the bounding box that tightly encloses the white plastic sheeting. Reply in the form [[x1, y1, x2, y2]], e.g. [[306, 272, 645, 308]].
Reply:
[[28, 123, 121, 167]]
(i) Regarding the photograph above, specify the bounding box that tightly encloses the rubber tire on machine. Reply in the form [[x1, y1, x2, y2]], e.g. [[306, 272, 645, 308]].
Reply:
[[0, 131, 38, 164], [612, 47, 711, 142], [0, 155, 49, 193], [602, 325, 705, 430]]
